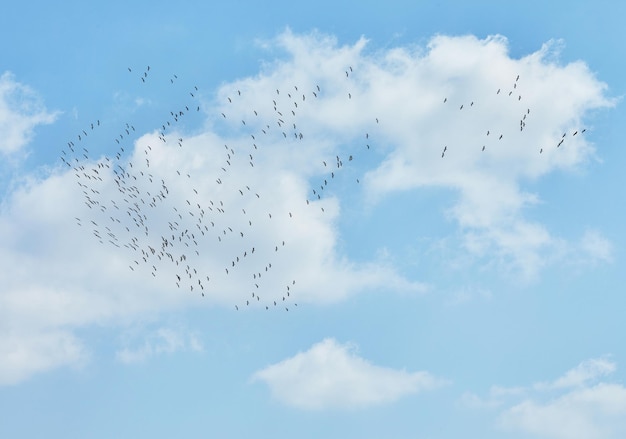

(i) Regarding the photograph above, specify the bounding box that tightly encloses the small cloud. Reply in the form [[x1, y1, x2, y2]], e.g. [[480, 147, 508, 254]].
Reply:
[[115, 327, 203, 364], [445, 285, 493, 306], [580, 229, 613, 264], [459, 385, 527, 410], [133, 97, 151, 108], [251, 338, 447, 410]]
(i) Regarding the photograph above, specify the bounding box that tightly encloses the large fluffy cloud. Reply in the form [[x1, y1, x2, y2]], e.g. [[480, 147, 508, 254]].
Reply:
[[223, 30, 613, 279], [0, 30, 612, 384], [251, 338, 446, 410], [355, 34, 613, 279]]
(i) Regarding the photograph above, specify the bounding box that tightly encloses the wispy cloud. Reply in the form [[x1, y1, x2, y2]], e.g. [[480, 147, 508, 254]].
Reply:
[[115, 326, 203, 364], [251, 338, 447, 410], [0, 329, 87, 386], [0, 71, 58, 158], [579, 229, 614, 264], [462, 357, 626, 439], [537, 357, 617, 391]]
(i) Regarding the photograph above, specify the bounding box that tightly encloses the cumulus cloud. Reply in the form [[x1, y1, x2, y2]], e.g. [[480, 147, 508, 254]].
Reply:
[[0, 30, 613, 384], [462, 357, 626, 439], [251, 338, 446, 410], [354, 34, 613, 280], [223, 30, 613, 280], [0, 71, 58, 157]]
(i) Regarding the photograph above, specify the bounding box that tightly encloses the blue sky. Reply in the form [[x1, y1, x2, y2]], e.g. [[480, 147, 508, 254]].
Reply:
[[1, 1, 625, 438]]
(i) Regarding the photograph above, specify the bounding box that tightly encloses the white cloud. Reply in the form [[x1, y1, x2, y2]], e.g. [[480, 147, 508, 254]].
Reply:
[[499, 383, 626, 439], [579, 229, 614, 264], [115, 326, 203, 364], [543, 357, 617, 390], [0, 30, 613, 384], [226, 30, 613, 280], [0, 329, 87, 386], [0, 71, 58, 157], [445, 285, 493, 306], [0, 32, 424, 384], [251, 338, 446, 410], [464, 357, 626, 439], [459, 385, 527, 410], [354, 34, 613, 280]]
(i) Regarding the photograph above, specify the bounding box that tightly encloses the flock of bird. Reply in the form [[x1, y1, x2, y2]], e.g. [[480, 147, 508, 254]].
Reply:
[[61, 64, 378, 311], [440, 73, 585, 157], [60, 64, 586, 311]]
